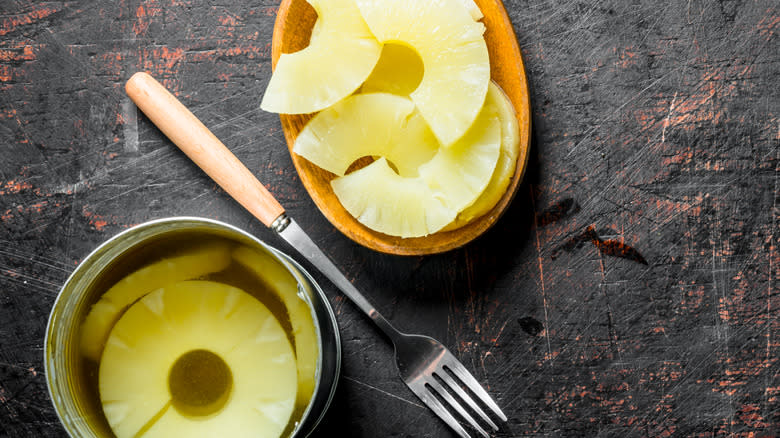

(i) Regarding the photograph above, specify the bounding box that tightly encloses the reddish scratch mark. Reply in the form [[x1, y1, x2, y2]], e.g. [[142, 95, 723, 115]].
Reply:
[[2, 199, 53, 221], [73, 119, 86, 137], [222, 46, 265, 58], [593, 233, 648, 265], [139, 47, 185, 78], [0, 180, 33, 195], [756, 13, 779, 39], [530, 186, 553, 360], [552, 226, 648, 265], [29, 201, 47, 213], [634, 58, 754, 136], [0, 4, 62, 36], [615, 46, 637, 69], [460, 340, 476, 353], [737, 404, 770, 429], [0, 45, 35, 62], [102, 51, 122, 62], [100, 50, 123, 70], [0, 65, 12, 82], [489, 319, 509, 346], [661, 91, 678, 145], [667, 84, 720, 127], [218, 15, 240, 26], [84, 212, 108, 230], [133, 2, 163, 36], [768, 146, 778, 421], [660, 148, 694, 167], [4, 269, 20, 278], [260, 7, 279, 16], [81, 206, 117, 231]]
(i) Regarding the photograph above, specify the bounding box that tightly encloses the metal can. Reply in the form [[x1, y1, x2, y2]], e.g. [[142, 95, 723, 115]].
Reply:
[[45, 217, 340, 437]]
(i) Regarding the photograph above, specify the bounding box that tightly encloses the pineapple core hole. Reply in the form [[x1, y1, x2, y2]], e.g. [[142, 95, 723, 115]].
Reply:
[[168, 349, 233, 417], [361, 43, 424, 96], [345, 156, 401, 175]]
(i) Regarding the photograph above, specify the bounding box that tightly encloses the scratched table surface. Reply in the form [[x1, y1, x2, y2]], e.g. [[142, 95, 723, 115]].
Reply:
[[1, 0, 778, 436]]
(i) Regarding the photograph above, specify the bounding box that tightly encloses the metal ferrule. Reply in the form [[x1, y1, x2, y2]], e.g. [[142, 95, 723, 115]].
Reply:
[[270, 213, 291, 234]]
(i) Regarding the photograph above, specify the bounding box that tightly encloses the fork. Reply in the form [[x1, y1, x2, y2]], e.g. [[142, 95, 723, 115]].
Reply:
[[126, 72, 508, 437], [364, 304, 508, 437]]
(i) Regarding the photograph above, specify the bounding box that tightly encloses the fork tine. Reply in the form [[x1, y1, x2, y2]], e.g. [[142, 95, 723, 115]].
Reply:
[[444, 356, 508, 422], [438, 370, 499, 431], [408, 380, 471, 438], [427, 377, 490, 438]]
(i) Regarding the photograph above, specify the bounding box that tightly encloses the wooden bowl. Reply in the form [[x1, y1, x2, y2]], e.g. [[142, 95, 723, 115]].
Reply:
[[270, 0, 531, 256]]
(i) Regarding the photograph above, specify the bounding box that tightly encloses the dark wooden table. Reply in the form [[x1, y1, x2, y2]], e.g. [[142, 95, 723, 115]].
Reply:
[[1, 0, 778, 436]]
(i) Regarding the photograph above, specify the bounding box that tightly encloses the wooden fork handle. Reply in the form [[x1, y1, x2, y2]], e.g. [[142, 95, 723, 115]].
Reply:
[[125, 72, 285, 227]]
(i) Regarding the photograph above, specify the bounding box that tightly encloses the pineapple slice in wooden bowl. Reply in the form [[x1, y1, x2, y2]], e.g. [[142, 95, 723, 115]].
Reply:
[[265, 0, 530, 255]]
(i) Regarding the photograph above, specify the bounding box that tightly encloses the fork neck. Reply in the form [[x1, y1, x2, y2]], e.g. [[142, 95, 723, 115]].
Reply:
[[368, 309, 404, 345]]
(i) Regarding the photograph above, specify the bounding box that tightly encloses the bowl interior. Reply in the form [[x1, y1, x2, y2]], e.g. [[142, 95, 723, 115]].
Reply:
[[270, 0, 531, 255], [45, 218, 340, 437]]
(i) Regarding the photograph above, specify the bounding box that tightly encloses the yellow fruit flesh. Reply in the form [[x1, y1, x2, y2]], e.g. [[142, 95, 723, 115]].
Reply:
[[418, 99, 502, 212], [293, 93, 438, 178], [460, 0, 483, 20], [261, 0, 381, 114], [355, 0, 490, 146], [444, 81, 521, 230], [332, 157, 457, 237], [80, 243, 232, 362], [231, 246, 319, 407], [99, 281, 296, 438]]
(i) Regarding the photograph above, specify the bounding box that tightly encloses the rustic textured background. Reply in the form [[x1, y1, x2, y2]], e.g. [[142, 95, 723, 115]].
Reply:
[[1, 0, 778, 436]]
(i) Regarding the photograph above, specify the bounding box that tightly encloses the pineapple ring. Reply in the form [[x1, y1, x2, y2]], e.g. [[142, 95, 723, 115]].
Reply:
[[444, 81, 521, 230], [80, 242, 232, 362], [331, 101, 501, 237], [260, 0, 381, 114], [331, 157, 456, 238], [293, 93, 438, 178], [99, 281, 297, 438], [232, 246, 319, 408], [355, 0, 490, 146], [417, 100, 501, 213]]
